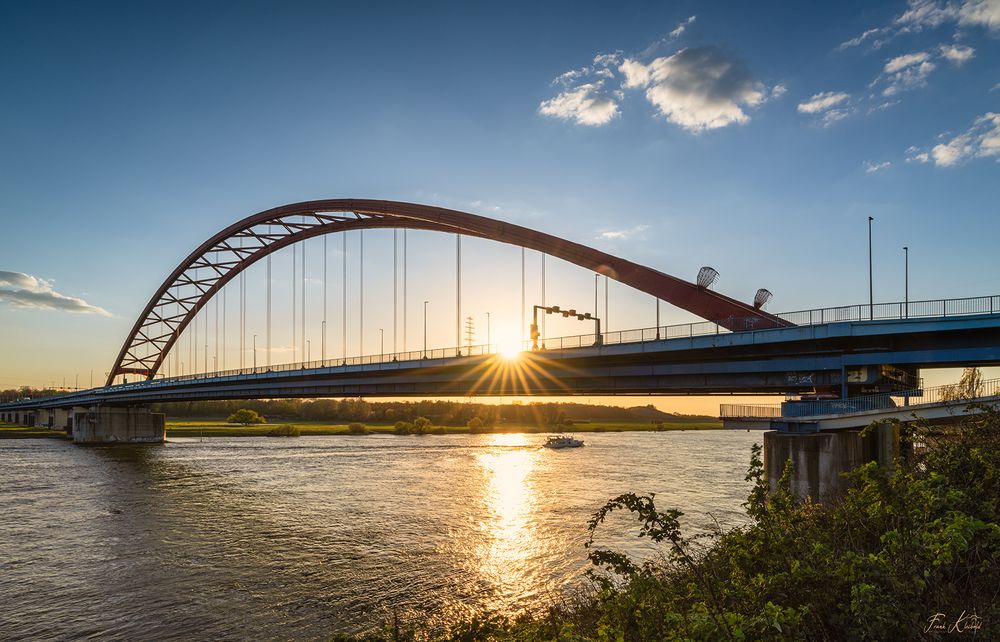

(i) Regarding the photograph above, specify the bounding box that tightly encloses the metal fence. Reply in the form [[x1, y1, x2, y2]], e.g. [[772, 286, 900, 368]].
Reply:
[[720, 376, 1000, 420]]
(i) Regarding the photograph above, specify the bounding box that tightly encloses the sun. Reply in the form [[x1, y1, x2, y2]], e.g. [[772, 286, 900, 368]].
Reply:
[[491, 329, 524, 360], [498, 341, 523, 360]]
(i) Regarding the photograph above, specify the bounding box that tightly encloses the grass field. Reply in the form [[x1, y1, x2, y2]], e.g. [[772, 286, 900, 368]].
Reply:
[[0, 422, 70, 439], [163, 419, 722, 437]]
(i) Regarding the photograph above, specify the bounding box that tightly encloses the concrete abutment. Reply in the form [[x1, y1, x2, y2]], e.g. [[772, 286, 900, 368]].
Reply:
[[71, 406, 165, 444], [763, 423, 899, 501]]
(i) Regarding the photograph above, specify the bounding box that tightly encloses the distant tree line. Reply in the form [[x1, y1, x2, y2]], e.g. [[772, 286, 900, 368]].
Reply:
[[151, 398, 714, 427], [0, 386, 63, 403]]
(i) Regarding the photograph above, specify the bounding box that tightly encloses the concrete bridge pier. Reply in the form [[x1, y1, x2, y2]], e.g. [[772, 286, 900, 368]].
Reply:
[[72, 406, 165, 444], [764, 423, 899, 501]]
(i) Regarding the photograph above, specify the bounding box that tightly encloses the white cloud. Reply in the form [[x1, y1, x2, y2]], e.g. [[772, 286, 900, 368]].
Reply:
[[770, 83, 788, 99], [797, 91, 851, 114], [877, 51, 939, 95], [822, 109, 852, 125], [958, 0, 1000, 31], [896, 0, 960, 31], [540, 53, 624, 126], [539, 83, 620, 126], [669, 15, 697, 39], [618, 47, 772, 132], [843, 0, 1000, 51], [938, 43, 975, 64], [884, 61, 937, 94], [838, 27, 888, 50], [797, 91, 853, 125], [0, 271, 111, 316], [597, 225, 650, 240], [864, 160, 893, 173], [884, 51, 931, 73], [907, 112, 1000, 166], [619, 58, 651, 89]]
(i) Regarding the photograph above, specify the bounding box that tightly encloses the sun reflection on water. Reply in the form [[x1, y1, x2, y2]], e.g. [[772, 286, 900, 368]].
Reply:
[[475, 433, 541, 594]]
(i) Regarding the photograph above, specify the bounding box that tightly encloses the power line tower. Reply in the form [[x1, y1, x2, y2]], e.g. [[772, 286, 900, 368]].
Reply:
[[465, 316, 475, 350]]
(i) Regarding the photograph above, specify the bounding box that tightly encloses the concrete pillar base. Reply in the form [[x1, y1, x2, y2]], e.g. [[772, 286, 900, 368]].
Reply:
[[73, 406, 166, 444], [764, 429, 880, 501]]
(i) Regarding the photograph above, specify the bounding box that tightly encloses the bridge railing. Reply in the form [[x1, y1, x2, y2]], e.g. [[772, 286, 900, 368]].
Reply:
[[535, 294, 1000, 352], [97, 293, 1000, 393], [720, 377, 1000, 420], [774, 295, 1000, 326]]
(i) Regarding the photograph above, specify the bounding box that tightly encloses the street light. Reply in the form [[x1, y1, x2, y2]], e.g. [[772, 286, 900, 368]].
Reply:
[[379, 328, 384, 360], [423, 301, 429, 358], [903, 246, 909, 319], [307, 339, 311, 363], [253, 334, 258, 369], [486, 312, 491, 352], [868, 216, 874, 320]]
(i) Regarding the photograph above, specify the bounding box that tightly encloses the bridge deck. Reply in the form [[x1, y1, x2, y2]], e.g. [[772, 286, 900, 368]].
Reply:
[[4, 311, 1000, 411]]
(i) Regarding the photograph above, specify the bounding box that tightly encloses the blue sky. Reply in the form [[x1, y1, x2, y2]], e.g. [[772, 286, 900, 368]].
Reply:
[[1, 0, 998, 407]]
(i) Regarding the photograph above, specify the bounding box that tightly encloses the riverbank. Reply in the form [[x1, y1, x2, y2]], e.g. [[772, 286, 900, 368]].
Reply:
[[163, 419, 722, 437], [0, 423, 69, 439]]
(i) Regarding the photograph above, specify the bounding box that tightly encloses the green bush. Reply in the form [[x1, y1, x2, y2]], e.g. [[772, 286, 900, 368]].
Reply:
[[266, 424, 300, 437], [393, 420, 413, 435], [467, 416, 485, 432], [346, 422, 368, 435], [412, 416, 432, 435], [226, 408, 264, 426]]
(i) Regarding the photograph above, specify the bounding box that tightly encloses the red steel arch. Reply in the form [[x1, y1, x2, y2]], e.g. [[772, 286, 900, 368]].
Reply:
[[109, 199, 788, 385]]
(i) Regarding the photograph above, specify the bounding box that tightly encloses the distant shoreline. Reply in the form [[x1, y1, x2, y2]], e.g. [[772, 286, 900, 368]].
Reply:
[[0, 419, 723, 439], [164, 419, 722, 438]]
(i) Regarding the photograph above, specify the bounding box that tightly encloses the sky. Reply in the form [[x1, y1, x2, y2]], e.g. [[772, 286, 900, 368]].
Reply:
[[1, 0, 998, 411]]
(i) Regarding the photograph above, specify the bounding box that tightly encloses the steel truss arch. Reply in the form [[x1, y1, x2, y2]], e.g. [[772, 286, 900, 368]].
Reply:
[[109, 199, 788, 385]]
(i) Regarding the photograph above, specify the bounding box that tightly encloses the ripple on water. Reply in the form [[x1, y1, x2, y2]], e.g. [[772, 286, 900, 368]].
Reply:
[[0, 431, 761, 639]]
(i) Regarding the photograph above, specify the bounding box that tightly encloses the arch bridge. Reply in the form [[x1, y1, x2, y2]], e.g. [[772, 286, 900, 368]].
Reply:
[[4, 199, 1000, 450], [110, 199, 786, 386]]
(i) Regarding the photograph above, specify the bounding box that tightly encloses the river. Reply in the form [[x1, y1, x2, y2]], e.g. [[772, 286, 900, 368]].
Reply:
[[0, 430, 761, 640]]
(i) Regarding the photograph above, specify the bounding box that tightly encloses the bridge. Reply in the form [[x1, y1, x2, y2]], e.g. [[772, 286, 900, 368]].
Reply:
[[3, 199, 999, 498]]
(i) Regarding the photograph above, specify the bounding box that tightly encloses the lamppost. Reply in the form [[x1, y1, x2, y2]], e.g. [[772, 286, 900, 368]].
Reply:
[[423, 301, 429, 358], [253, 334, 258, 369], [379, 328, 384, 361], [486, 312, 491, 352], [307, 339, 311, 363], [868, 216, 874, 321], [903, 246, 909, 319]]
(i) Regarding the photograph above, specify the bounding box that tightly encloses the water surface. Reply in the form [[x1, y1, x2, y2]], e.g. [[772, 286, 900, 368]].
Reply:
[[0, 431, 760, 639]]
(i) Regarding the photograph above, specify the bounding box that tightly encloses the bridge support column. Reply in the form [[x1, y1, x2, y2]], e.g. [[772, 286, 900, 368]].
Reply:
[[72, 406, 165, 444], [764, 428, 887, 501], [51, 408, 72, 434], [36, 409, 53, 429]]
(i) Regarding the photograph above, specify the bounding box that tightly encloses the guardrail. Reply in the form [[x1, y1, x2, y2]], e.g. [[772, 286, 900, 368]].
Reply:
[[720, 377, 1000, 420]]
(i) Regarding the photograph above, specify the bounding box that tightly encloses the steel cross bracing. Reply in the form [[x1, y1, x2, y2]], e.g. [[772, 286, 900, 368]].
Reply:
[[108, 199, 789, 386]]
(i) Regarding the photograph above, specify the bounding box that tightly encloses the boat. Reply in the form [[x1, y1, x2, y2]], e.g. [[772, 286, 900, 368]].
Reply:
[[543, 435, 584, 449]]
